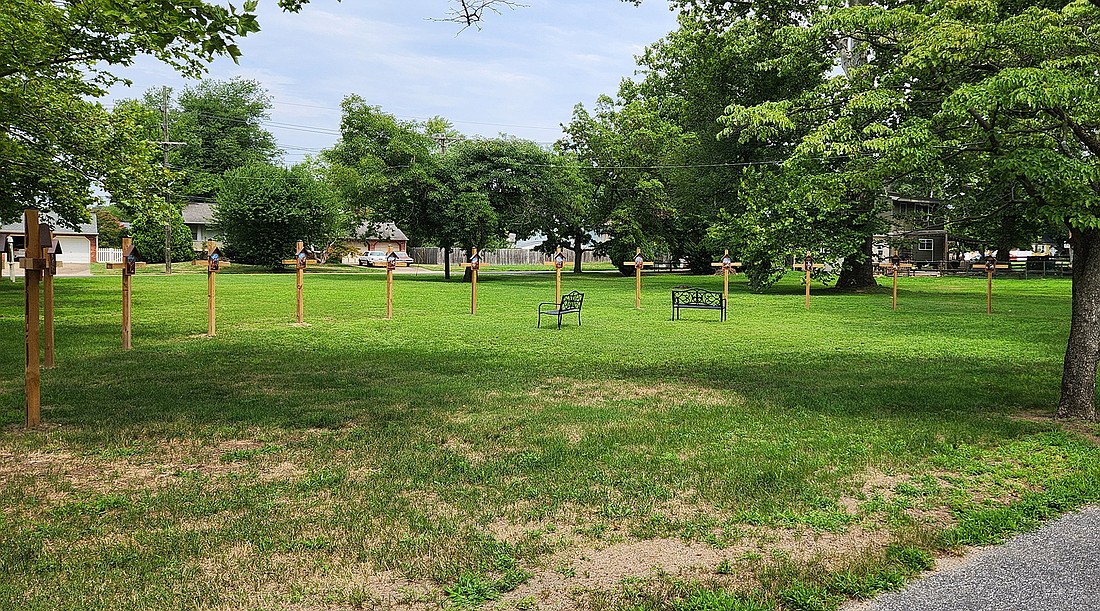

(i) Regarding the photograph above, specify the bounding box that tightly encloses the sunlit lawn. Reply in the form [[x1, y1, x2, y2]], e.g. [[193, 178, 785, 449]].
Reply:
[[0, 269, 1096, 610]]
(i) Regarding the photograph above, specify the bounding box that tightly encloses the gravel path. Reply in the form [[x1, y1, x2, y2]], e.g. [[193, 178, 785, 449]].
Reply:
[[847, 505, 1100, 611]]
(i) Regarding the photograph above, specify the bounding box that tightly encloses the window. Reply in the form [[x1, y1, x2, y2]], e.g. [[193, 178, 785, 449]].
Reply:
[[918, 238, 934, 251]]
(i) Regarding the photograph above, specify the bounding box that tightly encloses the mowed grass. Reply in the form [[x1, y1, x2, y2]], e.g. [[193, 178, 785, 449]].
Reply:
[[0, 270, 1097, 610]]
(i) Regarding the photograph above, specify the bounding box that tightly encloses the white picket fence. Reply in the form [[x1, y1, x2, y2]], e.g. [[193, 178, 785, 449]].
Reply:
[[98, 247, 123, 264]]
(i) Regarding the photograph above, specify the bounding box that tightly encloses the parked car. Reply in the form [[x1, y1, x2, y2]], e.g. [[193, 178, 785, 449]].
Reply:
[[358, 251, 387, 266], [357, 250, 415, 267]]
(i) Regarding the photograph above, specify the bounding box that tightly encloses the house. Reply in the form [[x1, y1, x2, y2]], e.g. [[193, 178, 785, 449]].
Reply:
[[181, 202, 219, 251], [342, 222, 409, 264], [873, 194, 950, 264], [1, 212, 99, 274]]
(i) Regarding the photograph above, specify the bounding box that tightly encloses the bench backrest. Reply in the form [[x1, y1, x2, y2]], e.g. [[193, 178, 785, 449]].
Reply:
[[560, 290, 584, 310], [672, 287, 723, 307]]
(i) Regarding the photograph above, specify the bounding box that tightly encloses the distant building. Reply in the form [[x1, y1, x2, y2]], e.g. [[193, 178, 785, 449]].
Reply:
[[342, 222, 409, 264], [874, 194, 949, 263], [1, 212, 99, 271], [181, 202, 219, 250]]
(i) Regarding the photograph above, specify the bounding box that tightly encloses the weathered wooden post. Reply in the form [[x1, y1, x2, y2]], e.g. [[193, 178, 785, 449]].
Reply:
[[4, 235, 13, 282], [460, 248, 489, 315], [794, 251, 825, 310], [544, 248, 567, 304], [107, 238, 145, 349], [710, 250, 742, 311], [20, 210, 47, 427], [193, 240, 229, 336], [385, 246, 397, 319], [41, 227, 62, 368], [281, 241, 318, 325], [631, 248, 653, 310]]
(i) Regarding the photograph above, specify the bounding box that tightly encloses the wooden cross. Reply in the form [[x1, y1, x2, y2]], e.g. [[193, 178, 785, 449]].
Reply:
[[193, 240, 230, 336], [107, 237, 146, 349], [281, 240, 318, 325], [460, 248, 490, 314], [984, 255, 1009, 314], [793, 251, 825, 310], [543, 247, 567, 303], [383, 246, 400, 319], [630, 248, 653, 310], [710, 249, 742, 311], [19, 209, 48, 427], [4, 235, 14, 282], [37, 225, 62, 369]]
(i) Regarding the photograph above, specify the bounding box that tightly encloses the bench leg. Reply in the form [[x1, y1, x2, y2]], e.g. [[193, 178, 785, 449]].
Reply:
[[537, 310, 542, 328], [557, 313, 563, 330]]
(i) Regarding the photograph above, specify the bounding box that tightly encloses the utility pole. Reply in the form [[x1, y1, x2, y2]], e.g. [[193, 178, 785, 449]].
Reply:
[[159, 86, 187, 274]]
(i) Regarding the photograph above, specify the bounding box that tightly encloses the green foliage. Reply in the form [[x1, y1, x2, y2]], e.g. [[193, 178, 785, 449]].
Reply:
[[322, 97, 442, 245], [0, 0, 308, 226], [442, 137, 558, 253], [130, 209, 194, 264], [215, 162, 342, 268], [93, 209, 126, 249]]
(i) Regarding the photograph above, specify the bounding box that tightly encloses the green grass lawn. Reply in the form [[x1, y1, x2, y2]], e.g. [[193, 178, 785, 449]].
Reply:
[[0, 271, 1097, 610]]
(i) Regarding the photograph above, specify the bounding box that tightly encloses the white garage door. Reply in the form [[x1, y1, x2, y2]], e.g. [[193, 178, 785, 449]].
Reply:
[[57, 236, 91, 264]]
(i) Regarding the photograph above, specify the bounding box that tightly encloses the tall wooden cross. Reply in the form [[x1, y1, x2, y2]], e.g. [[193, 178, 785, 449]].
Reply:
[[794, 251, 825, 310], [384, 246, 399, 319], [19, 209, 48, 427], [461, 248, 489, 314], [281, 241, 318, 324], [984, 255, 1008, 314], [107, 238, 146, 349], [193, 240, 230, 336], [543, 247, 567, 303], [4, 235, 14, 282], [710, 249, 742, 310], [631, 248, 653, 310], [41, 227, 62, 369]]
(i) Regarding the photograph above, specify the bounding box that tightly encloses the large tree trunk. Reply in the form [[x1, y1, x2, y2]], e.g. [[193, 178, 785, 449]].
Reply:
[[835, 235, 878, 289], [1059, 226, 1100, 420], [572, 233, 584, 274]]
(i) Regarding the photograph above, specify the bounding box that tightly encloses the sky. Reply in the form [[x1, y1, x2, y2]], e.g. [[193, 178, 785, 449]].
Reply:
[[104, 0, 683, 164]]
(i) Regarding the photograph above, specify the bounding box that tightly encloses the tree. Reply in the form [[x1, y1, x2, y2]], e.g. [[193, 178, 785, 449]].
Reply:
[[158, 78, 281, 200], [720, 0, 1100, 418], [441, 137, 558, 279], [629, 5, 830, 274], [321, 98, 446, 269], [528, 151, 601, 273], [560, 96, 696, 272], [0, 0, 278, 225], [215, 162, 341, 268], [131, 209, 194, 263], [94, 208, 126, 249]]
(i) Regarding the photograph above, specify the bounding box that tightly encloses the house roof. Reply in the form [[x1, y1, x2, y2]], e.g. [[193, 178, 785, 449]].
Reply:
[[354, 221, 408, 242], [1, 211, 98, 236], [181, 202, 215, 225]]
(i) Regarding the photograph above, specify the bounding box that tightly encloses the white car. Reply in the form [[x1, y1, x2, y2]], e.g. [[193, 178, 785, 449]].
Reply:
[[357, 251, 387, 266], [358, 250, 415, 267]]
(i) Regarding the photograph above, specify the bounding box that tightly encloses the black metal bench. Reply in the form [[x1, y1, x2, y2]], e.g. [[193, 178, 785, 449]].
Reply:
[[672, 287, 726, 321], [538, 290, 584, 329]]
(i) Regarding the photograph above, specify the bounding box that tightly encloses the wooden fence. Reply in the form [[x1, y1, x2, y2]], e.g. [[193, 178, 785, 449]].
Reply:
[[408, 247, 609, 266]]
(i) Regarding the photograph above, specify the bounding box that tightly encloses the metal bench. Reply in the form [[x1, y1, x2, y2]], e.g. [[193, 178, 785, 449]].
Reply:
[[538, 290, 584, 329], [672, 287, 726, 321]]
